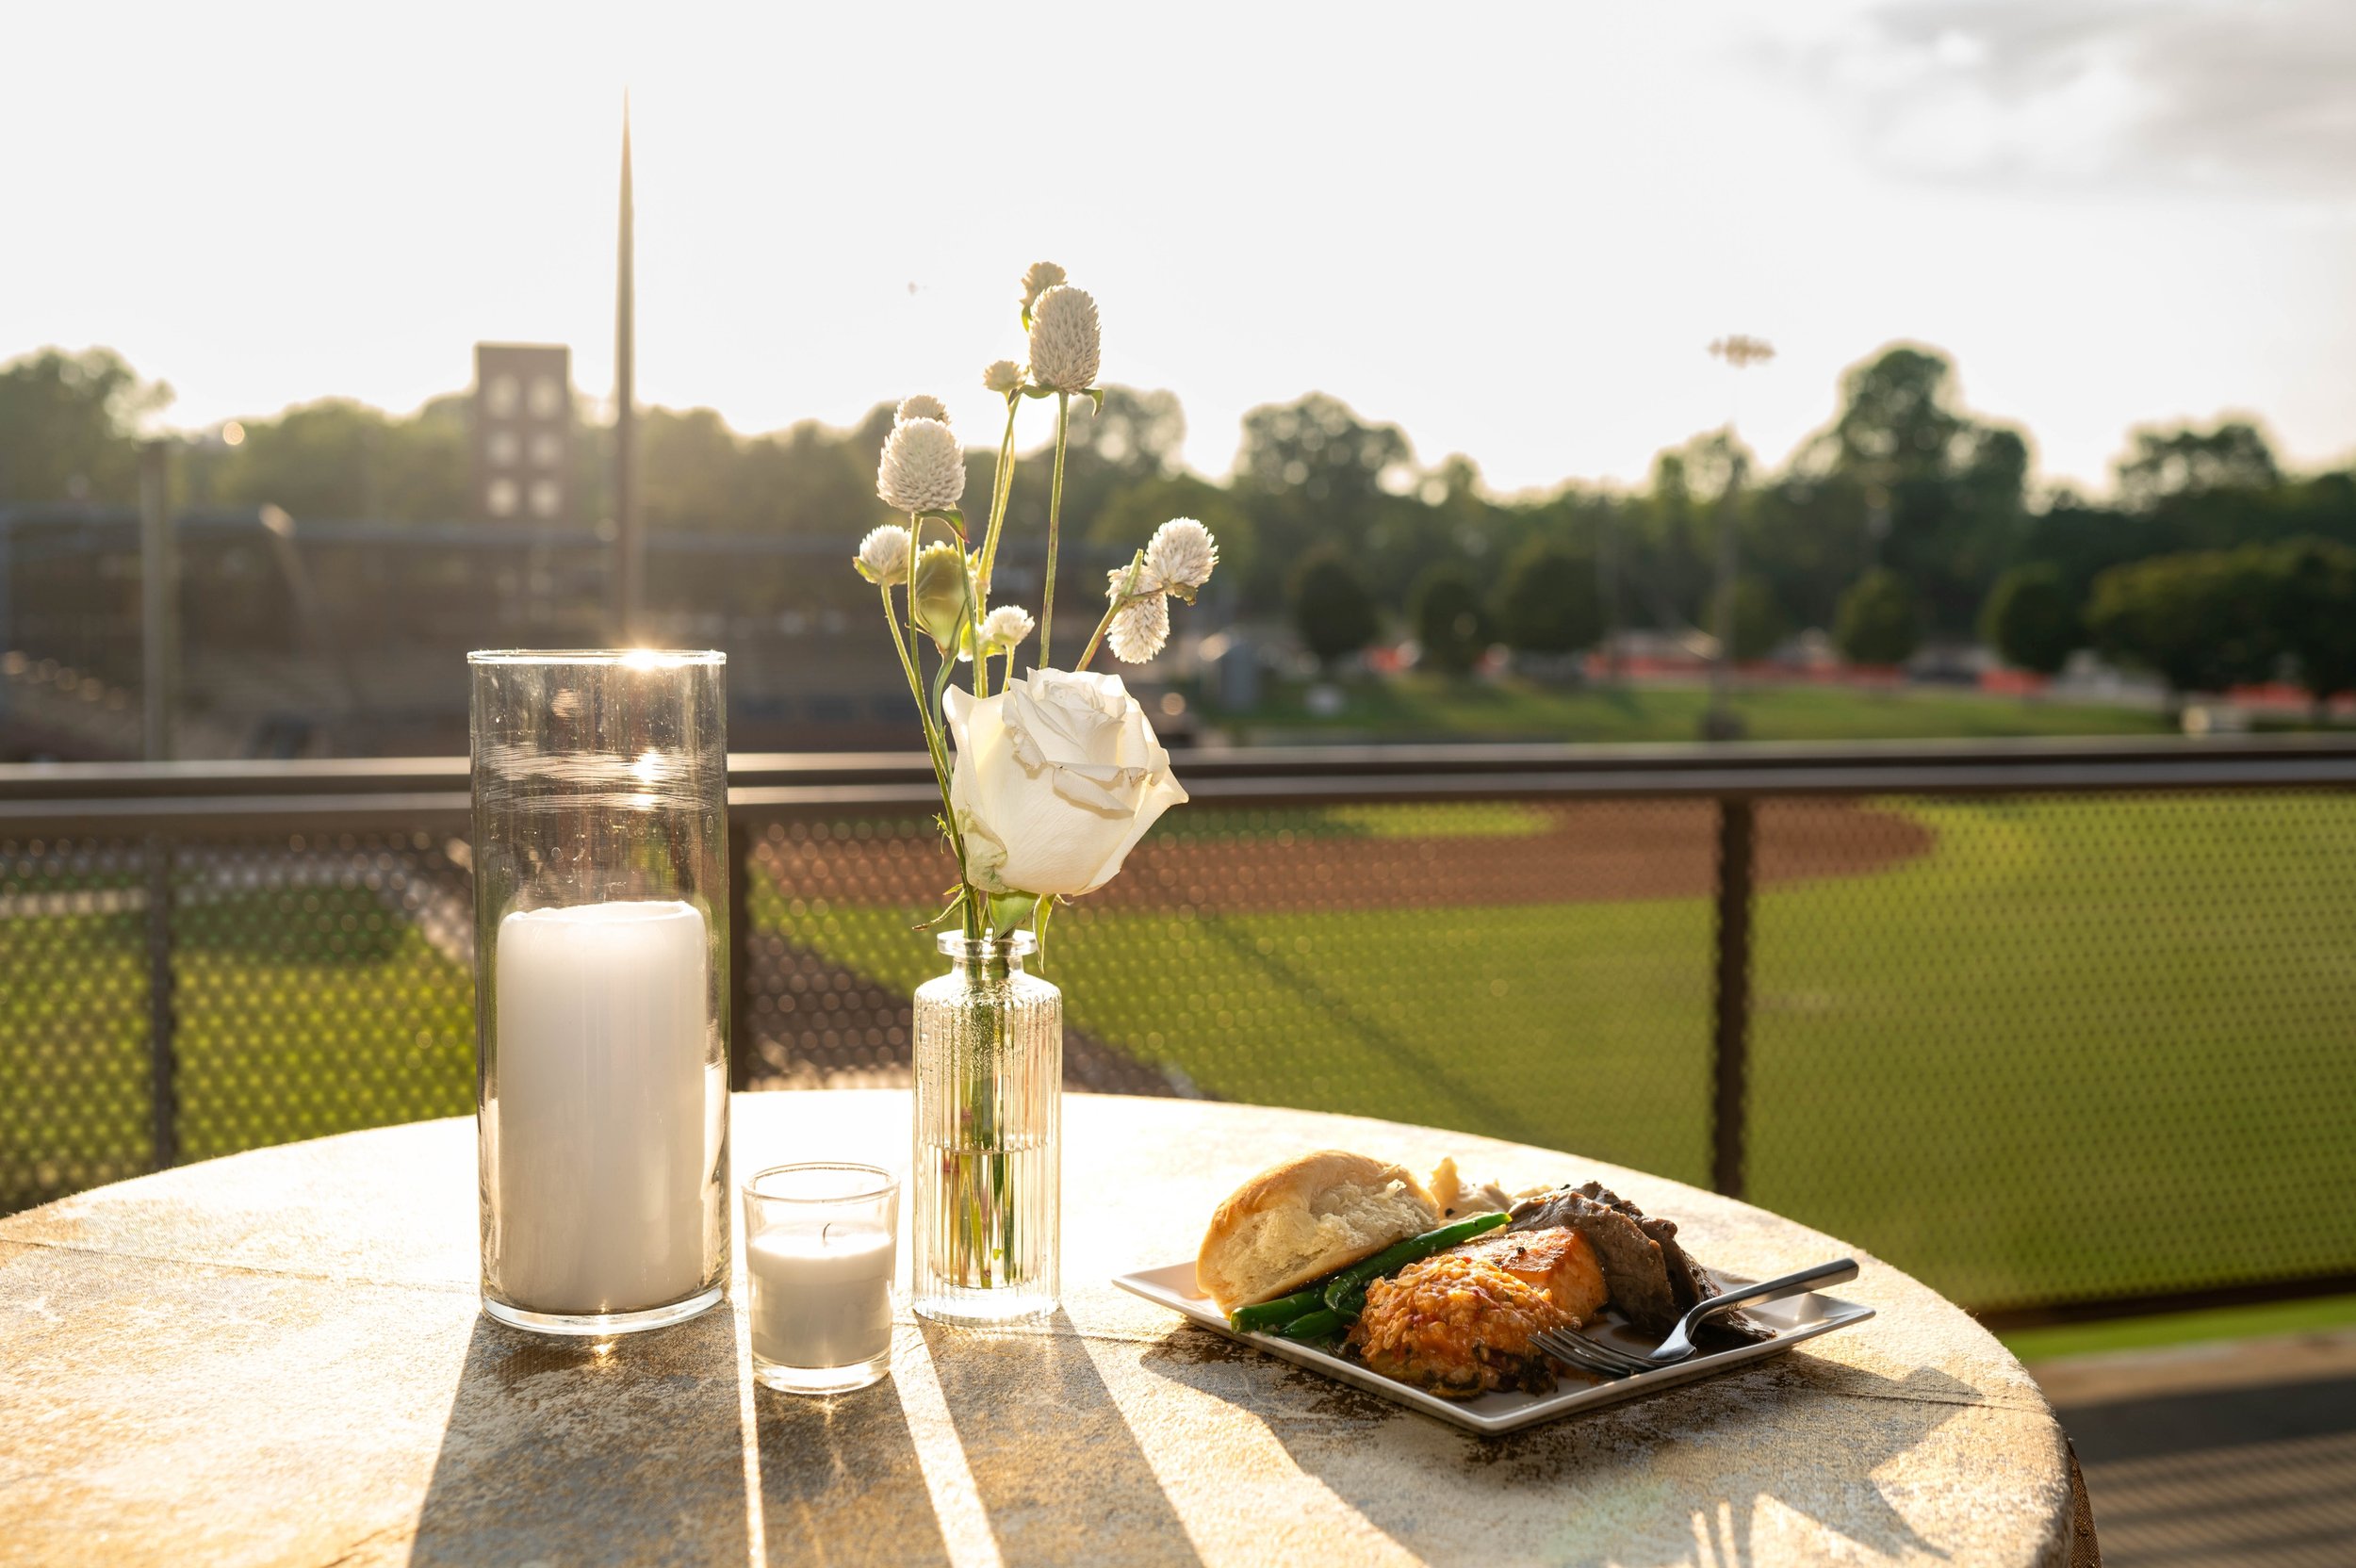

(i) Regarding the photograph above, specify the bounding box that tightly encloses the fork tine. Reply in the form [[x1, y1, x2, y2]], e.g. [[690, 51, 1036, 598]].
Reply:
[[1533, 1328, 1645, 1377], [1541, 1334, 1634, 1379]]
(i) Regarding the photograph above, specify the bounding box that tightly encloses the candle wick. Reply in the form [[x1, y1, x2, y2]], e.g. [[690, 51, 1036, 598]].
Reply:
[[823, 1221, 833, 1245]]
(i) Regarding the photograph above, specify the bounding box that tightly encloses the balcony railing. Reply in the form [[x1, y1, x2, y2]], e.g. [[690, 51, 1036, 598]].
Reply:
[[4, 735, 2352, 1329]]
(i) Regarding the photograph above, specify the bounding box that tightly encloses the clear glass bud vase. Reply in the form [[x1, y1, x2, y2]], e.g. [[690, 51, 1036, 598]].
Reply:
[[910, 930, 1061, 1325]]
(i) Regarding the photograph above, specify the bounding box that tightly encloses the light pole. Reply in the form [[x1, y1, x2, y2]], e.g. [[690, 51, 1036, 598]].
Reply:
[[1703, 335, 1775, 741], [139, 440, 177, 761]]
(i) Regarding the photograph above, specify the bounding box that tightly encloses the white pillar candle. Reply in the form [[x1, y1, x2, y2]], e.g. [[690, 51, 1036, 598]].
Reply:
[[748, 1227, 896, 1370], [490, 900, 716, 1315]]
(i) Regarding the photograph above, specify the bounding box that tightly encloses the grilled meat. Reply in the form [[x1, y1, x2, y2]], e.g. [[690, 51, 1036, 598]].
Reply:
[[1450, 1226, 1610, 1327], [1507, 1187, 1681, 1332], [1508, 1180, 1769, 1344]]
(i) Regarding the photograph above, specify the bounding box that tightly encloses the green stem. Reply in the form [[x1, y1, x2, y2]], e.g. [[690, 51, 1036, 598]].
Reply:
[[880, 582, 971, 898], [977, 397, 1021, 603], [1076, 550, 1147, 674], [1039, 392, 1070, 668]]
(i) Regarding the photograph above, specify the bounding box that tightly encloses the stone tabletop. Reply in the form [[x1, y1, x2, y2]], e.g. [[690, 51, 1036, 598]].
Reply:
[[0, 1092, 2076, 1567]]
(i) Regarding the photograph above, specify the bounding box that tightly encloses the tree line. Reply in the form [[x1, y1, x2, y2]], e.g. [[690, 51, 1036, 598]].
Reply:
[[4, 343, 2353, 701]]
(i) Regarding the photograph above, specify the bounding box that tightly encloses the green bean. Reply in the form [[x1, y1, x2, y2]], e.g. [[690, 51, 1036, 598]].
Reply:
[[1321, 1211, 1510, 1313], [1228, 1285, 1327, 1333], [1277, 1308, 1345, 1343]]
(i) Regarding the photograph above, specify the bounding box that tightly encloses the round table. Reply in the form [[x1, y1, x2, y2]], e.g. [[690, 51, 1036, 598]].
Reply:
[[0, 1092, 2086, 1566]]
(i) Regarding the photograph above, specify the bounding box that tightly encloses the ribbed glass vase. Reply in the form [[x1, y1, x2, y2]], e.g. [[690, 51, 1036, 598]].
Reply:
[[910, 930, 1061, 1325]]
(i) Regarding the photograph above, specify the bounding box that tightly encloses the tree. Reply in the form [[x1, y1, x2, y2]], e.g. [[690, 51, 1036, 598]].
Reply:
[[1493, 542, 1601, 656], [0, 347, 170, 505], [1796, 345, 2029, 633], [2116, 420, 2280, 510], [1088, 471, 1257, 596], [2086, 549, 2278, 700], [1288, 546, 1381, 669], [1979, 564, 2081, 677], [1411, 564, 1492, 676], [1710, 576, 1788, 662], [1235, 393, 1415, 607], [1833, 568, 1922, 666], [2261, 537, 2356, 712]]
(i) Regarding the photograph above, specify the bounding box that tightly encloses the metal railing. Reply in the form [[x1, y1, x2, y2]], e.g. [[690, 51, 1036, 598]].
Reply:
[[3, 735, 2353, 1328]]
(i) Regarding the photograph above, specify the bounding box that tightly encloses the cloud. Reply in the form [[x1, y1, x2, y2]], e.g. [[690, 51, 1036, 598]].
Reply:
[[1758, 0, 2356, 196]]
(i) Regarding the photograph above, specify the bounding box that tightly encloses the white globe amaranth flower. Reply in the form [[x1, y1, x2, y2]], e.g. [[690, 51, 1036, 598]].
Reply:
[[1106, 591, 1170, 664], [1018, 260, 1067, 322], [854, 523, 913, 585], [876, 416, 967, 514], [896, 393, 950, 425], [1106, 561, 1165, 600], [982, 359, 1025, 396], [979, 604, 1035, 650], [1026, 286, 1101, 394], [1145, 517, 1218, 595]]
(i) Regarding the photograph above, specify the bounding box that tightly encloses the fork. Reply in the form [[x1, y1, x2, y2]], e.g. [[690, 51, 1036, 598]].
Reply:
[[1533, 1258, 1859, 1379]]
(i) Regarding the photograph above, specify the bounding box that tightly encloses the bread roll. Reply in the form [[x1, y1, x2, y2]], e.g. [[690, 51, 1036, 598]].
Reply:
[[1427, 1156, 1513, 1221], [1195, 1150, 1439, 1310]]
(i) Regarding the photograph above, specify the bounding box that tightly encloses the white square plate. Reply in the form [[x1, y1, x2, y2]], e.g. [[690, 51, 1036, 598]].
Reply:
[[1112, 1261, 1875, 1436]]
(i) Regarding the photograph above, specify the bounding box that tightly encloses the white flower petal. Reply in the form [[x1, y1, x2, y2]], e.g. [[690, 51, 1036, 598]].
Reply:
[[1107, 593, 1170, 664], [854, 523, 912, 584], [1026, 286, 1101, 395], [876, 416, 967, 514], [1145, 517, 1218, 591]]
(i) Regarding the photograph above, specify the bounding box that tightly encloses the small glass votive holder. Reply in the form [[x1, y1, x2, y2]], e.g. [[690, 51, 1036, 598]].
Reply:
[[744, 1163, 900, 1395]]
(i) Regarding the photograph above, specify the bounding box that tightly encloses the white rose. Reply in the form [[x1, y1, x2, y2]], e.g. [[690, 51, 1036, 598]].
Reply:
[[941, 668, 1187, 898]]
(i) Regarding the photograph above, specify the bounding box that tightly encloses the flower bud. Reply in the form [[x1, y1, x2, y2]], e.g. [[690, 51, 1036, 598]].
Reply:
[[1145, 518, 1218, 595], [1019, 261, 1067, 324], [877, 416, 967, 514], [1107, 591, 1170, 664], [854, 523, 912, 586], [1026, 286, 1101, 395], [896, 393, 950, 425], [979, 604, 1035, 650], [983, 359, 1025, 396], [909, 541, 975, 652]]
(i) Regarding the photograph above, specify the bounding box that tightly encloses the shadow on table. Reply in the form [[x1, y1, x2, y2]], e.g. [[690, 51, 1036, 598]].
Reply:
[[1140, 1331, 1976, 1567], [751, 1342, 951, 1568], [412, 1307, 750, 1567], [923, 1310, 1204, 1568]]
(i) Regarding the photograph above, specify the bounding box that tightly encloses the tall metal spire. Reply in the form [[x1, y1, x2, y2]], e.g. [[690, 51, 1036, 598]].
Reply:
[[613, 94, 643, 642]]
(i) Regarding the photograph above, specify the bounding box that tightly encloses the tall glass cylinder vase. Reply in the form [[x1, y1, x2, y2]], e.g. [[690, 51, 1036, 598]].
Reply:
[[469, 649, 731, 1335], [910, 931, 1062, 1325]]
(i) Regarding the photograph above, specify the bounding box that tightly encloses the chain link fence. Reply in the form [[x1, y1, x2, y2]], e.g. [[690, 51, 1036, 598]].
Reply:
[[5, 745, 2353, 1321]]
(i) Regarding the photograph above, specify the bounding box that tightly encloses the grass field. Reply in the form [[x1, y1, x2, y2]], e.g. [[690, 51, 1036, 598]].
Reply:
[[5, 791, 2352, 1321], [770, 792, 2356, 1312], [1212, 674, 2174, 743]]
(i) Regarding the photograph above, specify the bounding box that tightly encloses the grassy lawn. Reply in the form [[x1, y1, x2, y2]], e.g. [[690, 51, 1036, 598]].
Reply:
[[770, 792, 2356, 1314], [0, 883, 473, 1210], [1210, 674, 2172, 743]]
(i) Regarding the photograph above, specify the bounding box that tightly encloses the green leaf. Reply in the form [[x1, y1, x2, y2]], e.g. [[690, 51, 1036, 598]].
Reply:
[[913, 884, 971, 933], [1084, 387, 1105, 415], [920, 507, 967, 537], [1021, 384, 1055, 400], [987, 892, 1040, 937]]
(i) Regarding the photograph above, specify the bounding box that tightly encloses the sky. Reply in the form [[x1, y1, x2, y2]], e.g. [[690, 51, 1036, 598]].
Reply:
[[5, 0, 2353, 498]]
